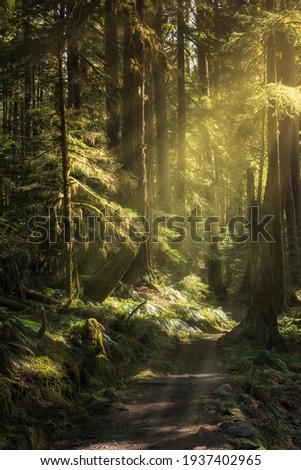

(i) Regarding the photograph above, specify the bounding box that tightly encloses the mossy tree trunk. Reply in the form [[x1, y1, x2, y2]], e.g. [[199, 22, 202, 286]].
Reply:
[[196, 7, 226, 299], [121, 6, 135, 174], [237, 0, 285, 348], [176, 0, 186, 209], [121, 0, 152, 281], [238, 169, 256, 297], [67, 41, 81, 110], [22, 0, 32, 152], [84, 242, 139, 301], [278, 30, 301, 282], [105, 0, 120, 150], [154, 2, 171, 212], [262, 18, 285, 317], [224, 0, 286, 349], [57, 11, 73, 299]]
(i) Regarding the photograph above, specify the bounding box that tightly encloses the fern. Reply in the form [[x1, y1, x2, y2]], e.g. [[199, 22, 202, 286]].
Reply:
[[0, 309, 34, 374]]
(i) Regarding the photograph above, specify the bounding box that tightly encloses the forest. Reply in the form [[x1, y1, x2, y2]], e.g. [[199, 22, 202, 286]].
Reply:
[[1, 0, 301, 451]]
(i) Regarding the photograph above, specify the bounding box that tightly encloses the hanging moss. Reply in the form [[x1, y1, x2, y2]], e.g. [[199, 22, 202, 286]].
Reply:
[[68, 318, 116, 386]]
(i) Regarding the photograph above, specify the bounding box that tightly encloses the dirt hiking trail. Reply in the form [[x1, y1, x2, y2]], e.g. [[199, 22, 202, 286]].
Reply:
[[55, 336, 234, 450], [54, 301, 248, 450]]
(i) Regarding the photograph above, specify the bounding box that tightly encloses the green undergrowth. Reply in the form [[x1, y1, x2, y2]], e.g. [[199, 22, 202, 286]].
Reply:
[[279, 307, 301, 350], [0, 280, 233, 449], [222, 327, 301, 449]]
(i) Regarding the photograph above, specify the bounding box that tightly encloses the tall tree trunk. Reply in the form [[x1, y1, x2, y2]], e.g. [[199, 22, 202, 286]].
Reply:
[[238, 169, 257, 296], [278, 31, 301, 282], [23, 0, 32, 149], [66, 1, 81, 110], [58, 41, 73, 300], [176, 0, 186, 208], [121, 6, 135, 174], [257, 109, 265, 204], [145, 49, 154, 224], [196, 4, 226, 298], [264, 28, 285, 315], [105, 0, 120, 150], [196, 5, 210, 97], [258, 0, 285, 315], [123, 0, 152, 280], [67, 42, 81, 110], [1, 70, 7, 214], [133, 0, 147, 217], [206, 145, 227, 299], [153, 3, 171, 211], [235, 0, 285, 348]]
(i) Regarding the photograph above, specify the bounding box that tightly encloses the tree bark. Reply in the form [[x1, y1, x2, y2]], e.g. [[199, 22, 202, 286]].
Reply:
[[132, 0, 147, 216], [122, 0, 152, 280], [278, 32, 301, 282], [23, 0, 32, 148], [257, 109, 265, 204], [264, 32, 285, 316], [223, 0, 286, 349], [84, 242, 139, 301], [145, 47, 154, 223], [67, 41, 81, 110], [196, 5, 210, 97], [153, 3, 171, 211], [196, 5, 226, 298], [105, 0, 120, 150], [176, 0, 186, 208], [58, 42, 73, 300], [121, 6, 135, 173]]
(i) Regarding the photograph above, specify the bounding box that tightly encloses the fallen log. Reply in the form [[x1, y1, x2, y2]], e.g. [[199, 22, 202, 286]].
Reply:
[[83, 242, 139, 302], [24, 288, 61, 305], [0, 295, 32, 312]]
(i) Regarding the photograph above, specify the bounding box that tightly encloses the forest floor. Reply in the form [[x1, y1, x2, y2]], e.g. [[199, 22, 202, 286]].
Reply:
[[3, 289, 301, 450], [54, 335, 231, 450], [53, 301, 248, 450]]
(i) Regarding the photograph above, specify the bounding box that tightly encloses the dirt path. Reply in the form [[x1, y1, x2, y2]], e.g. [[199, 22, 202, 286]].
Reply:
[[56, 334, 237, 450]]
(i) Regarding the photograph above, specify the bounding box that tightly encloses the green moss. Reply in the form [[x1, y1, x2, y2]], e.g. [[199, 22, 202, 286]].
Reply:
[[132, 369, 158, 380], [24, 356, 62, 379], [95, 355, 116, 386], [20, 356, 72, 401], [38, 333, 69, 361], [69, 318, 106, 356], [71, 299, 86, 308], [68, 318, 117, 387], [38, 333, 81, 386], [232, 437, 265, 450]]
